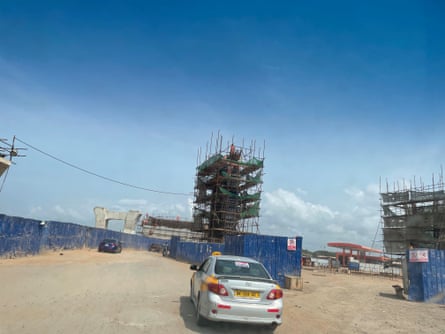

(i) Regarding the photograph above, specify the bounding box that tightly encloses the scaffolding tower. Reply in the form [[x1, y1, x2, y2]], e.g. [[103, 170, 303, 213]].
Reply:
[[380, 174, 445, 255], [193, 134, 265, 242]]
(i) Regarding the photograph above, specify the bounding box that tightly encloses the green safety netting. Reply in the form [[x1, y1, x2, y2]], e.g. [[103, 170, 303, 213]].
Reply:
[[245, 192, 261, 201], [245, 157, 264, 168], [197, 154, 224, 171], [220, 171, 262, 184], [246, 171, 263, 184], [240, 202, 260, 218], [226, 157, 264, 168], [195, 202, 260, 219], [219, 187, 237, 197], [219, 187, 261, 201], [198, 154, 264, 172]]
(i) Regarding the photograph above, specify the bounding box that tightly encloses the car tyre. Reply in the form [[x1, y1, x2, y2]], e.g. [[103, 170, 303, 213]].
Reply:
[[195, 295, 207, 326], [268, 323, 278, 332]]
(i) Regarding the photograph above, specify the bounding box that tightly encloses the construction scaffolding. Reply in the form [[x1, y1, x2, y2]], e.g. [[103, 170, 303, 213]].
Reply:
[[193, 133, 265, 242], [380, 173, 445, 255], [139, 215, 204, 241]]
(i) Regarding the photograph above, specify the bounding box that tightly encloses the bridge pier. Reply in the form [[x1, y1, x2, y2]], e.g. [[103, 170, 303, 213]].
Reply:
[[94, 207, 142, 234]]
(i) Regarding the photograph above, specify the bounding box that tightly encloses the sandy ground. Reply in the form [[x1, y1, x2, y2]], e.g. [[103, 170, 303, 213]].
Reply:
[[0, 249, 443, 334]]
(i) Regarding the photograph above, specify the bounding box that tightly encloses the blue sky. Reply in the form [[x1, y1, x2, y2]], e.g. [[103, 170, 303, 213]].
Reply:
[[1, 1, 444, 251]]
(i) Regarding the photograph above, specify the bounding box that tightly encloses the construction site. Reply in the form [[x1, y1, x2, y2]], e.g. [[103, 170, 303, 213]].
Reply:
[[192, 133, 265, 242], [380, 174, 445, 255], [139, 134, 265, 243], [140, 214, 202, 241]]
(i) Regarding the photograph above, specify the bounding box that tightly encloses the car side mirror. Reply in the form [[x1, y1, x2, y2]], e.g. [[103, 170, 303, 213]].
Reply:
[[190, 264, 198, 271]]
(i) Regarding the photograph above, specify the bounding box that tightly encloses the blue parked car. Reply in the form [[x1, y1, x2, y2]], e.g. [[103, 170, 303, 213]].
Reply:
[[98, 239, 122, 253]]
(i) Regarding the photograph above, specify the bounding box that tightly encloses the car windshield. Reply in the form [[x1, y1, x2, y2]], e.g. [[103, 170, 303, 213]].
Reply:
[[214, 259, 270, 279]]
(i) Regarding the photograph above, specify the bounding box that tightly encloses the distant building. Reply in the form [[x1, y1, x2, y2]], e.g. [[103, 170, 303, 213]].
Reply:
[[192, 134, 265, 242], [380, 176, 445, 254]]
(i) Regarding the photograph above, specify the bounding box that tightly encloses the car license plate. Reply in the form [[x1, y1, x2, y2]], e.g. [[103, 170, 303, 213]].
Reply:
[[234, 290, 260, 298]]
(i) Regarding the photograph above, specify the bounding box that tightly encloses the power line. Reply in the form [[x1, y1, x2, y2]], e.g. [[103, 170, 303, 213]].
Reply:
[[14, 137, 192, 197]]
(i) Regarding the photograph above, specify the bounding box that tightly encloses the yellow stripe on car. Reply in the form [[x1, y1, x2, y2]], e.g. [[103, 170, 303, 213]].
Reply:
[[201, 275, 218, 291]]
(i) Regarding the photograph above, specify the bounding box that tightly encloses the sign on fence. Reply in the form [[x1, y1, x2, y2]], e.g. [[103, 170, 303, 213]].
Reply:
[[409, 249, 429, 263], [287, 238, 297, 251]]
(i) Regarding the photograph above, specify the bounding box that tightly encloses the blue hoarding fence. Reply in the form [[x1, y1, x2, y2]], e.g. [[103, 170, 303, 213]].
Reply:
[[4, 213, 445, 302], [170, 235, 302, 287], [224, 234, 303, 287], [1, 214, 303, 288], [171, 236, 224, 264], [407, 249, 445, 304], [0, 215, 41, 256], [0, 214, 158, 256]]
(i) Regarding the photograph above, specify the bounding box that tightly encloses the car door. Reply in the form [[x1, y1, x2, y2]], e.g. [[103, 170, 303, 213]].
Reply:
[[193, 258, 212, 299]]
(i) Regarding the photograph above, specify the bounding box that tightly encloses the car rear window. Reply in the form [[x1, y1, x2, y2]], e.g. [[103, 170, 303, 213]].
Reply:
[[214, 259, 270, 279]]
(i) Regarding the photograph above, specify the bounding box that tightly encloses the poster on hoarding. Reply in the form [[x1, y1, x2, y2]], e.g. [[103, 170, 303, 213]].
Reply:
[[409, 249, 429, 262], [287, 238, 297, 251]]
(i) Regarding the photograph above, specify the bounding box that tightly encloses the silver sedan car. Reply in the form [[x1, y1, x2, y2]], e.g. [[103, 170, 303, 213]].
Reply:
[[190, 253, 283, 330]]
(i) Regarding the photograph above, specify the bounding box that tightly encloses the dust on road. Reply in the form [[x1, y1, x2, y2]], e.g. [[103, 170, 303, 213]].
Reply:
[[0, 250, 443, 334]]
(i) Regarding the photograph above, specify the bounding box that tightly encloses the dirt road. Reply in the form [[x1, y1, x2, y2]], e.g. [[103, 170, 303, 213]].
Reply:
[[0, 250, 443, 334]]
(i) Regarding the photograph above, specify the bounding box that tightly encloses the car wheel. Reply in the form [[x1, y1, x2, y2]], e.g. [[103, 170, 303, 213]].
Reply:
[[195, 295, 207, 326]]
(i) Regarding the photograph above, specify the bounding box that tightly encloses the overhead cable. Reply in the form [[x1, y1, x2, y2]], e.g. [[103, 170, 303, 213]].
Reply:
[[14, 137, 191, 196]]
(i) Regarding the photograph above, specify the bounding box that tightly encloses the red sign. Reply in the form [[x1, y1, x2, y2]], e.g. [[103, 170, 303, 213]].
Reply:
[[287, 238, 297, 251], [409, 249, 429, 263]]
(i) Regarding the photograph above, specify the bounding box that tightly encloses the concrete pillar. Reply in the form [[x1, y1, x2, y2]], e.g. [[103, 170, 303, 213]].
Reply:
[[94, 207, 141, 234], [123, 210, 142, 234], [94, 207, 108, 229]]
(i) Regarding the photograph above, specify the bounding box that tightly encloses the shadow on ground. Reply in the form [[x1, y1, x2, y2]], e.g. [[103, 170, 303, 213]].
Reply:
[[179, 296, 277, 334], [379, 292, 405, 300]]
